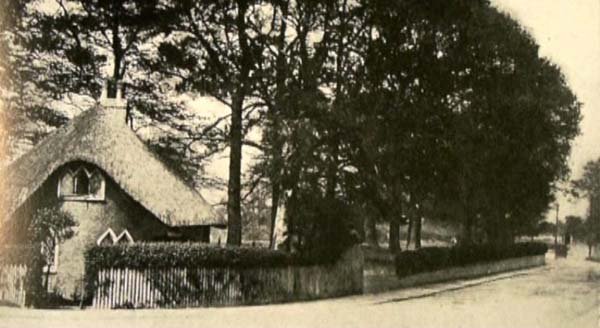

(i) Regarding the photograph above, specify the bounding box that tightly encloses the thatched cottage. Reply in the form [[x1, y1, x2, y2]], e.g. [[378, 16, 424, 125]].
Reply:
[[0, 86, 225, 300]]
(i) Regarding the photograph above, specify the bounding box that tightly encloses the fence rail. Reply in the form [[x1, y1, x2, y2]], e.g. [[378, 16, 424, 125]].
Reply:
[[90, 246, 363, 309], [0, 264, 27, 307]]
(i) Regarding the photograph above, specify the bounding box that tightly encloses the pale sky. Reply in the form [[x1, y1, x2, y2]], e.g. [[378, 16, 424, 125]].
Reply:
[[492, 0, 600, 220]]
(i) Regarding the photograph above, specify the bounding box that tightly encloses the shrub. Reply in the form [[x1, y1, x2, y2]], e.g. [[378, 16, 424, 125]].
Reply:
[[26, 207, 77, 307], [83, 242, 347, 304], [395, 242, 548, 278], [84, 243, 331, 270], [285, 194, 359, 261]]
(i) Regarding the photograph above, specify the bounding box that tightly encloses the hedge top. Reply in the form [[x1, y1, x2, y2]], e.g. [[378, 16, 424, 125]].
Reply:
[[84, 242, 332, 270], [395, 242, 548, 277]]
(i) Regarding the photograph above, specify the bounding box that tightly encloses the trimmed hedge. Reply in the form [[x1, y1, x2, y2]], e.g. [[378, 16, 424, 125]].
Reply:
[[84, 243, 333, 270], [83, 242, 340, 304], [395, 242, 548, 278]]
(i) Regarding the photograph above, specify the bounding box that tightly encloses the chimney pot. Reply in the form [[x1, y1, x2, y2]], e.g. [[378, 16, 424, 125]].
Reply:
[[99, 80, 127, 119]]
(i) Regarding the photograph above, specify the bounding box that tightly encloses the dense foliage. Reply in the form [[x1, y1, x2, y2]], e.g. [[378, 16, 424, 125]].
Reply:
[[26, 207, 77, 307], [83, 242, 349, 303], [344, 0, 580, 247], [395, 242, 548, 278], [84, 243, 325, 270], [83, 242, 348, 281], [572, 158, 600, 252], [3, 0, 582, 250]]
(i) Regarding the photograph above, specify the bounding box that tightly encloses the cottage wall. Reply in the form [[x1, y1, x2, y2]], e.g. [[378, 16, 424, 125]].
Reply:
[[59, 172, 173, 299], [3, 163, 182, 300]]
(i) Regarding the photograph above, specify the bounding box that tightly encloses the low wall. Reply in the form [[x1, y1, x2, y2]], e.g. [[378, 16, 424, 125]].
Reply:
[[0, 264, 27, 307], [395, 255, 545, 288], [90, 246, 363, 309], [365, 254, 545, 293]]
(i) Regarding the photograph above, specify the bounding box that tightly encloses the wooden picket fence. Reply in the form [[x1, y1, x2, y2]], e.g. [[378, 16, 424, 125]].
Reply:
[[90, 246, 364, 309], [0, 264, 27, 307]]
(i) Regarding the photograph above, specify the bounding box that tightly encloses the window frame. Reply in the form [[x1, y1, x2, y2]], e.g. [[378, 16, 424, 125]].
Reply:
[[58, 165, 106, 202], [96, 228, 117, 246], [115, 230, 134, 245]]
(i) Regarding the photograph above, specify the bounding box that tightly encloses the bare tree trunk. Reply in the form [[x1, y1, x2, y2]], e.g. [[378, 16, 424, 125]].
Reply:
[[226, 0, 252, 246], [269, 1, 288, 249], [285, 159, 302, 252], [227, 91, 243, 246], [461, 203, 474, 245], [325, 146, 339, 200], [325, 0, 348, 201], [111, 2, 123, 84], [462, 218, 472, 244], [415, 215, 422, 249], [268, 185, 280, 249], [364, 215, 379, 247], [389, 220, 401, 253], [405, 217, 413, 249]]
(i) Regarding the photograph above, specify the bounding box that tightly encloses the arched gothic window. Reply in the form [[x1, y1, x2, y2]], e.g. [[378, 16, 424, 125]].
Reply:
[[73, 168, 90, 195], [58, 163, 105, 201]]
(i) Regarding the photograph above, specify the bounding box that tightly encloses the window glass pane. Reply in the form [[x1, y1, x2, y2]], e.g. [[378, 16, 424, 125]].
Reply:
[[59, 171, 74, 197], [73, 169, 90, 195], [89, 171, 103, 195]]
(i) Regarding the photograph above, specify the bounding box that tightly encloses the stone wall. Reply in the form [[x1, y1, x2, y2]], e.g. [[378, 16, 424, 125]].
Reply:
[[362, 246, 397, 293]]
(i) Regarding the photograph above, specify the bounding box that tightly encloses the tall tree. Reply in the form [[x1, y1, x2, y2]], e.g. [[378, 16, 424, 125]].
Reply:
[[5, 1, 213, 186], [573, 158, 600, 249], [32, 0, 165, 94], [346, 0, 580, 247], [445, 5, 580, 243], [0, 0, 72, 162], [247, 0, 368, 250], [155, 0, 265, 245]]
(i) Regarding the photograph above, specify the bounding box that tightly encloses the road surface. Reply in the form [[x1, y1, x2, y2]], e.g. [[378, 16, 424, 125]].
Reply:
[[1, 245, 598, 328]]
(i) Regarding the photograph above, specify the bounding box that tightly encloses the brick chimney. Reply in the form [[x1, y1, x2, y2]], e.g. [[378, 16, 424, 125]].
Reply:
[[99, 80, 128, 124]]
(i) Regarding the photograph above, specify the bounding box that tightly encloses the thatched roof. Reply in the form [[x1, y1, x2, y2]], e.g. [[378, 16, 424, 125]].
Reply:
[[0, 104, 223, 227]]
